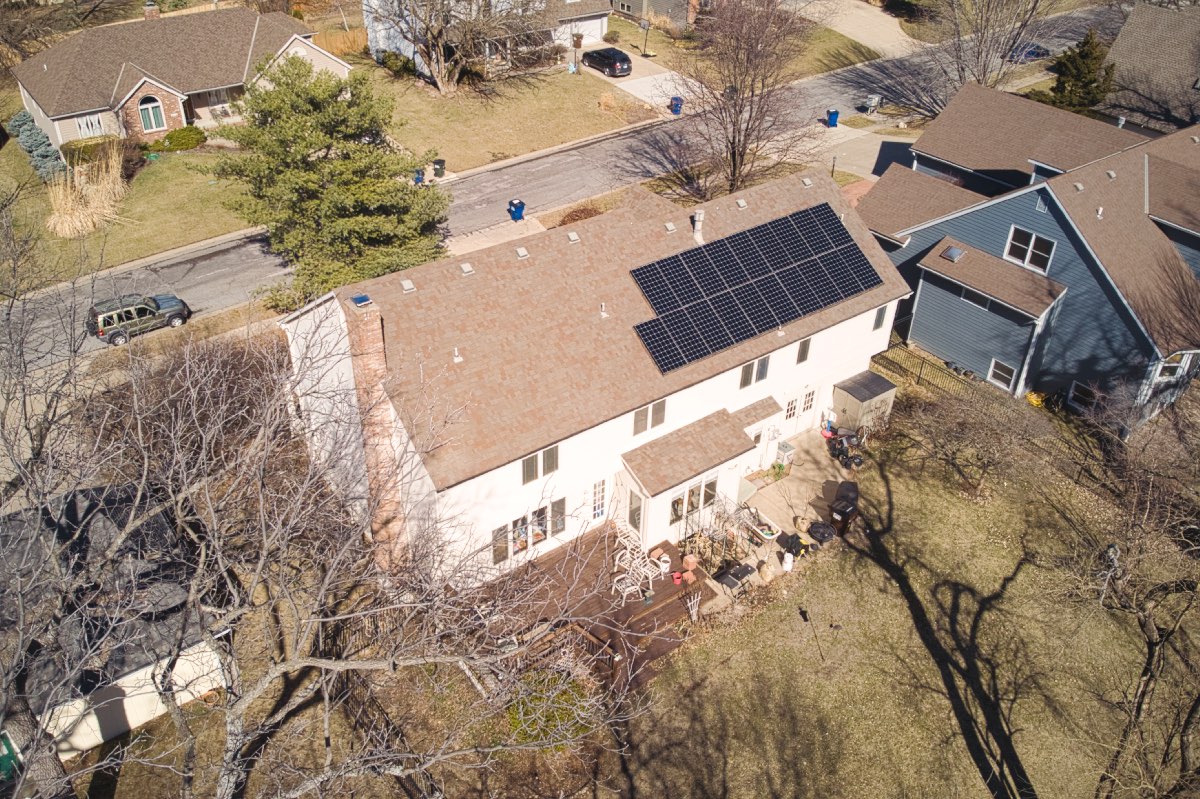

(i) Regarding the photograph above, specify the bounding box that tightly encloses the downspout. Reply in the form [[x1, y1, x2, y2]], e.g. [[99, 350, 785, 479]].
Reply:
[[1144, 153, 1150, 215]]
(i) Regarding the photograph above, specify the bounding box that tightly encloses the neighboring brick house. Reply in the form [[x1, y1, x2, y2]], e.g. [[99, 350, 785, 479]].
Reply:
[[281, 171, 909, 573], [1099, 3, 1200, 135], [857, 84, 1200, 416], [11, 6, 352, 148]]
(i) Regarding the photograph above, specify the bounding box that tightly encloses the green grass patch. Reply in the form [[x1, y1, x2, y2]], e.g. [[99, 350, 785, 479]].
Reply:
[[1018, 77, 1057, 95], [608, 15, 687, 60], [370, 61, 657, 172], [832, 169, 863, 187], [792, 26, 880, 77]]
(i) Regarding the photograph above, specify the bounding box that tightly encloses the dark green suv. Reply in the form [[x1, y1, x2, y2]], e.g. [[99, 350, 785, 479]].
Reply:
[[86, 294, 192, 346]]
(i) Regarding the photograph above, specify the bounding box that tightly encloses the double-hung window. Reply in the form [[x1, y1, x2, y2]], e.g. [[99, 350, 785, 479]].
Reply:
[[796, 337, 811, 364], [1005, 227, 1055, 272], [872, 306, 887, 331], [740, 356, 769, 388]]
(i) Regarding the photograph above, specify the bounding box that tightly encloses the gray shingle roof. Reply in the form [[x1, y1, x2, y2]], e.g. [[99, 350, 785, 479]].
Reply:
[[333, 171, 911, 491], [12, 8, 312, 118], [1101, 4, 1200, 134], [912, 83, 1147, 182], [622, 410, 754, 497]]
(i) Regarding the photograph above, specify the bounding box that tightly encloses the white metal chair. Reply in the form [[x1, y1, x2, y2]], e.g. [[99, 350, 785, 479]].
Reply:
[[611, 573, 641, 603]]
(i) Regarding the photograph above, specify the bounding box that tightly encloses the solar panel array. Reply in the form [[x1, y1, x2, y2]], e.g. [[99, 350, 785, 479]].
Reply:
[[632, 203, 881, 373]]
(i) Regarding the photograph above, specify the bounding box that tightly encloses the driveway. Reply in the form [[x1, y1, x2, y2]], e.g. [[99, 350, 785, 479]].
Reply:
[[796, 0, 921, 59], [579, 44, 692, 114]]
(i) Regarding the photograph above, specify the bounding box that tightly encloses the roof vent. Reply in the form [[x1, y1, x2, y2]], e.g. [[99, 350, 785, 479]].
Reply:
[[736, 198, 748, 209], [400, 279, 416, 294], [1105, 170, 1117, 180], [600, 302, 609, 319], [1192, 135, 1200, 144], [940, 245, 966, 263], [567, 231, 580, 244], [452, 347, 464, 364], [664, 221, 677, 232], [515, 246, 529, 259], [801, 177, 814, 188], [1097, 206, 1104, 220], [350, 293, 372, 307], [1073, 182, 1085, 192], [460, 262, 475, 276]]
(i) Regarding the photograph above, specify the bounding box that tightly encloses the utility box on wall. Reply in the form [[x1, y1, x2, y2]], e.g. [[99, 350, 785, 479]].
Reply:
[[832, 371, 897, 431]]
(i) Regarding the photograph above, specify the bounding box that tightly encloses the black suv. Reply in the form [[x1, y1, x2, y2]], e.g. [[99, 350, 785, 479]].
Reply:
[[86, 294, 192, 346], [581, 47, 632, 77]]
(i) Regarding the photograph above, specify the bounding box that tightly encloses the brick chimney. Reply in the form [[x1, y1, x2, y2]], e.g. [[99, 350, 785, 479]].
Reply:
[[347, 307, 408, 568], [143, 0, 160, 20]]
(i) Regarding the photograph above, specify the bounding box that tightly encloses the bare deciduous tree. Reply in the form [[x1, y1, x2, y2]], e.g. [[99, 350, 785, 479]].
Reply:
[[671, 0, 821, 197], [925, 0, 1063, 91], [0, 0, 139, 66]]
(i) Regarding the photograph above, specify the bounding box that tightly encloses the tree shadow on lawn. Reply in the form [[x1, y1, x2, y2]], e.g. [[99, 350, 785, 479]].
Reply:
[[845, 453, 1057, 799], [616, 660, 847, 799]]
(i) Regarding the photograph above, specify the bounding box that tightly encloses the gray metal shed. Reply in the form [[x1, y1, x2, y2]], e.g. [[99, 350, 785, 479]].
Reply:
[[832, 371, 897, 431]]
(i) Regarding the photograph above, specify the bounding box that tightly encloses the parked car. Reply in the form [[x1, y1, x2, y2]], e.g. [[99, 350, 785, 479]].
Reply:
[[86, 294, 192, 346], [580, 47, 632, 77], [1006, 42, 1051, 63]]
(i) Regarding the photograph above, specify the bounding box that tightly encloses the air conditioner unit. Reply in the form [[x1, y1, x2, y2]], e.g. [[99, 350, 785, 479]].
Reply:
[[775, 440, 796, 465]]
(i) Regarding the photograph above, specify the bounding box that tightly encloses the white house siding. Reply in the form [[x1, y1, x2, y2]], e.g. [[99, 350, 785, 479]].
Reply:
[[18, 83, 63, 148], [41, 641, 224, 761], [434, 301, 895, 575], [281, 296, 371, 515]]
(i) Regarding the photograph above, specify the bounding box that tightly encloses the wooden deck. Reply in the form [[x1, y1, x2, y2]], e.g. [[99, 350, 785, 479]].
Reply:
[[521, 523, 716, 686]]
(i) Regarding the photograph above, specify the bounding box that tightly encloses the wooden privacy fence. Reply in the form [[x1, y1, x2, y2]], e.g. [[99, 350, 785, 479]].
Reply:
[[312, 27, 368, 56]]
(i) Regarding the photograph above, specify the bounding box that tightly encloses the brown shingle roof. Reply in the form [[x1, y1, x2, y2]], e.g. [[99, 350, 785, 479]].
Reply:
[[912, 83, 1147, 182], [544, 0, 612, 22], [729, 397, 783, 429], [918, 236, 1066, 318], [12, 8, 312, 118], [335, 171, 910, 491], [1048, 128, 1200, 354], [1101, 4, 1200, 134], [622, 411, 753, 497], [856, 165, 986, 239], [1145, 131, 1200, 233]]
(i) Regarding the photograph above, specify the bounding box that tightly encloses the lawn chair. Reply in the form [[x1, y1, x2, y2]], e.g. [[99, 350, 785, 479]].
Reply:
[[611, 573, 642, 604]]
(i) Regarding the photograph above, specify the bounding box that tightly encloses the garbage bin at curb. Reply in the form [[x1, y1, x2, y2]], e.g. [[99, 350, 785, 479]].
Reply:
[[669, 96, 684, 116], [414, 168, 425, 185], [432, 159, 446, 178], [826, 108, 839, 127], [507, 199, 525, 222]]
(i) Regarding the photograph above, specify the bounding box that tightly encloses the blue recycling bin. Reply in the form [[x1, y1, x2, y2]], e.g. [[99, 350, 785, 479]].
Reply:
[[827, 108, 839, 128], [669, 96, 684, 115], [414, 168, 425, 185], [507, 199, 525, 222]]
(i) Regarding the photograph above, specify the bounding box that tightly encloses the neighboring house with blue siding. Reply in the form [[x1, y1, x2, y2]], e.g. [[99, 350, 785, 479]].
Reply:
[[858, 85, 1200, 416]]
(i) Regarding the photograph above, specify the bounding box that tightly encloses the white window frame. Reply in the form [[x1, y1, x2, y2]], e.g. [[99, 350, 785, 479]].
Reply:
[[76, 113, 104, 138], [628, 491, 643, 531], [802, 389, 815, 412], [740, 356, 769, 388], [796, 337, 811, 364], [138, 95, 166, 133], [872, 305, 887, 331], [633, 399, 666, 435], [491, 526, 508, 564], [592, 480, 606, 519], [785, 399, 797, 420], [668, 475, 717, 527], [961, 287, 990, 309], [987, 358, 1016, 391], [1157, 353, 1189, 381], [1003, 225, 1055, 273], [1067, 381, 1099, 410], [521, 445, 559, 484]]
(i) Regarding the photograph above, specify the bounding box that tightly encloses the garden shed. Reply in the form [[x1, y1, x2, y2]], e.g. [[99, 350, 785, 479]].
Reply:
[[832, 371, 897, 431]]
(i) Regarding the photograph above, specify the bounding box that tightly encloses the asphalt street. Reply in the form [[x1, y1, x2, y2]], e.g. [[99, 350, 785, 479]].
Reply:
[[51, 2, 1118, 354]]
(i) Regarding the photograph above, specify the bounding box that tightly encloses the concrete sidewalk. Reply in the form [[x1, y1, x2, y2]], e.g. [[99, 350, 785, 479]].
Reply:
[[799, 0, 922, 59]]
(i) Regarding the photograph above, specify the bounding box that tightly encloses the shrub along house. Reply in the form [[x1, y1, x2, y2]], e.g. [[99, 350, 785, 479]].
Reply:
[[857, 84, 1200, 416], [281, 171, 909, 576], [10, 5, 351, 150]]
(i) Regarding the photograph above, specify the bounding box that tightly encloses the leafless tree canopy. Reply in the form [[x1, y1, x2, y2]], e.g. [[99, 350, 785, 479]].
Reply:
[[0, 0, 139, 66], [924, 0, 1063, 90], [365, 0, 549, 95], [672, 0, 821, 196]]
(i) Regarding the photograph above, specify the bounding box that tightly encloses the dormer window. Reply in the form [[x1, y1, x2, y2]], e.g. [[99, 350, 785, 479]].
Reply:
[[1005, 226, 1054, 273]]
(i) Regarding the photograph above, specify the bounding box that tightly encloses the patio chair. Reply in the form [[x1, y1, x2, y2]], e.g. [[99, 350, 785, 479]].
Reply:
[[611, 573, 642, 603]]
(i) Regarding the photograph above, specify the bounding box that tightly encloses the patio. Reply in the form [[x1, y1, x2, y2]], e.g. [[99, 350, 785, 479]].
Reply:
[[746, 430, 849, 546]]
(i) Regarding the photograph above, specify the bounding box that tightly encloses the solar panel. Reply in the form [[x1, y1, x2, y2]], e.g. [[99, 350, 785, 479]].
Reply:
[[632, 202, 882, 373], [634, 318, 686, 372]]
